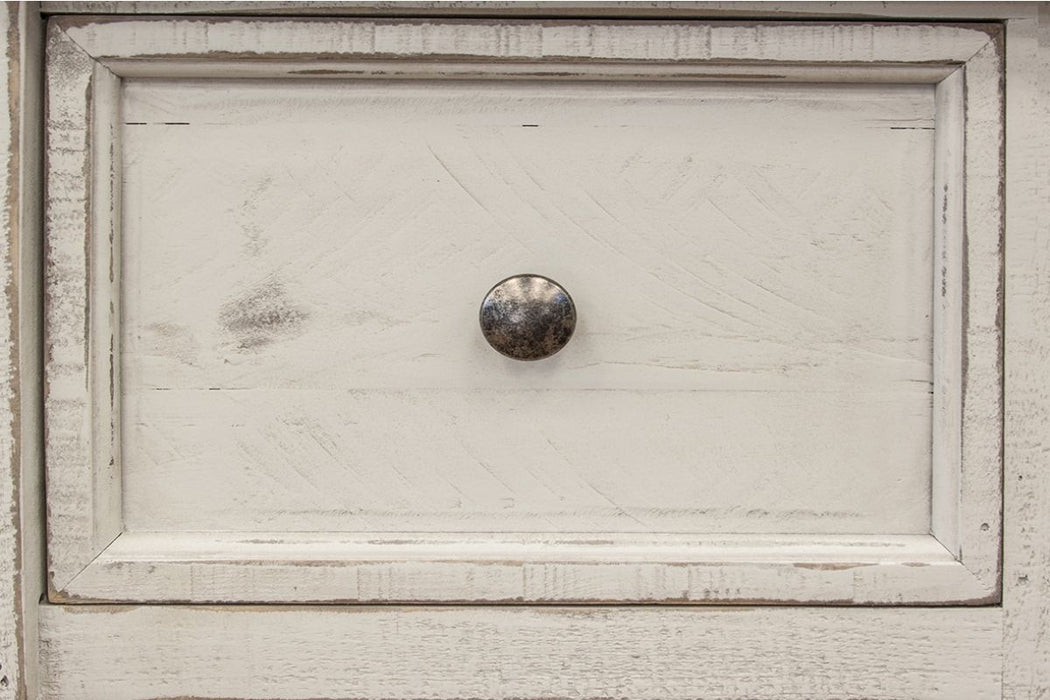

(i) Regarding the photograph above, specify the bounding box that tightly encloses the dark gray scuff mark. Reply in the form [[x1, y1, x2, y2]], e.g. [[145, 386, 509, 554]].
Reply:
[[144, 322, 200, 366], [219, 278, 309, 351]]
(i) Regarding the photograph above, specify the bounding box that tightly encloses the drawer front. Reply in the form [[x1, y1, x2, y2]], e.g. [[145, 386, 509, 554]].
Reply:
[[44, 18, 1003, 604]]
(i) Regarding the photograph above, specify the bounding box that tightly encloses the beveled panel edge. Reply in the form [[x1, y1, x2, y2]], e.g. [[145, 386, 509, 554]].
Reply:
[[955, 30, 1005, 597], [56, 531, 996, 605], [54, 15, 999, 65], [42, 19, 123, 596]]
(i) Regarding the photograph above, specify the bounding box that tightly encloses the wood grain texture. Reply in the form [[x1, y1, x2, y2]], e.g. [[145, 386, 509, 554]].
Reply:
[[37, 604, 1004, 700], [54, 16, 999, 65], [13, 7, 44, 700], [1003, 7, 1050, 698], [0, 3, 44, 699], [43, 17, 1004, 604], [953, 28, 1004, 594], [35, 1, 1038, 20], [931, 67, 965, 561], [13, 3, 1046, 699], [119, 77, 937, 537], [0, 5, 21, 698], [57, 531, 990, 605], [121, 390, 933, 535], [43, 21, 122, 593]]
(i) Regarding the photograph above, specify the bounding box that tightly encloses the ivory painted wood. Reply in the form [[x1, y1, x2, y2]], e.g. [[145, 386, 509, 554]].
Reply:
[[43, 17, 1003, 605], [38, 605, 1004, 700], [43, 23, 122, 594], [954, 33, 1006, 594], [0, 6, 23, 698], [1003, 7, 1050, 696], [122, 390, 933, 534], [0, 3, 44, 699], [60, 17, 998, 64], [5, 3, 1045, 700], [61, 532, 989, 604], [33, 1, 1038, 20], [120, 76, 937, 536], [0, 6, 23, 696]]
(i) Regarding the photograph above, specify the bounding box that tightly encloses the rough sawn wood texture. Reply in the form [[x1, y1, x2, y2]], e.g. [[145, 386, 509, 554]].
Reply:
[[0, 2, 1045, 699]]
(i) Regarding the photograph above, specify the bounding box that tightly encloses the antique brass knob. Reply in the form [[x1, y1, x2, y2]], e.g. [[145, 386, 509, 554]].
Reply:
[[479, 274, 576, 361]]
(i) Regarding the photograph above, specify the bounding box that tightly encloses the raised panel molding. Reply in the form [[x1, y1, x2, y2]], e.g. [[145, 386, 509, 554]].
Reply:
[[43, 17, 1004, 605]]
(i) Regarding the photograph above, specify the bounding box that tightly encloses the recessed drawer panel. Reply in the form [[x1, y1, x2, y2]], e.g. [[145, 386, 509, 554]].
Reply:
[[44, 18, 1003, 604], [121, 79, 933, 536]]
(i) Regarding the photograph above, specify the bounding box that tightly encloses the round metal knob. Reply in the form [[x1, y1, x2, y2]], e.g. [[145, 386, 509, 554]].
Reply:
[[479, 274, 576, 361]]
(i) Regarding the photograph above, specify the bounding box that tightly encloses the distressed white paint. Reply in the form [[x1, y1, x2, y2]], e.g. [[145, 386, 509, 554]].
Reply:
[[37, 605, 1004, 700], [120, 77, 939, 537], [60, 532, 990, 604], [121, 391, 933, 534], [0, 4, 1039, 700], [43, 23, 122, 594], [955, 34, 1006, 593], [42, 17, 1003, 605], [1003, 6, 1050, 696], [927, 30, 1006, 593], [0, 6, 21, 699], [33, 0, 1041, 20], [60, 16, 997, 65], [930, 68, 964, 561], [0, 3, 45, 699]]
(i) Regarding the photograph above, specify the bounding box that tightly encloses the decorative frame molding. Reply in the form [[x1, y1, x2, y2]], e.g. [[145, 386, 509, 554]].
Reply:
[[43, 16, 1004, 605]]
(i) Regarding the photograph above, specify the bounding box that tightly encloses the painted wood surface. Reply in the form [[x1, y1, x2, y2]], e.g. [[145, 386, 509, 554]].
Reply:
[[0, 3, 44, 699], [38, 604, 1004, 699], [120, 76, 937, 537], [0, 6, 22, 698], [1003, 6, 1050, 697], [5, 3, 1045, 699], [61, 17, 997, 64], [43, 17, 1003, 605], [949, 30, 1005, 594], [57, 532, 991, 605], [35, 1, 1040, 20], [43, 23, 122, 595]]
